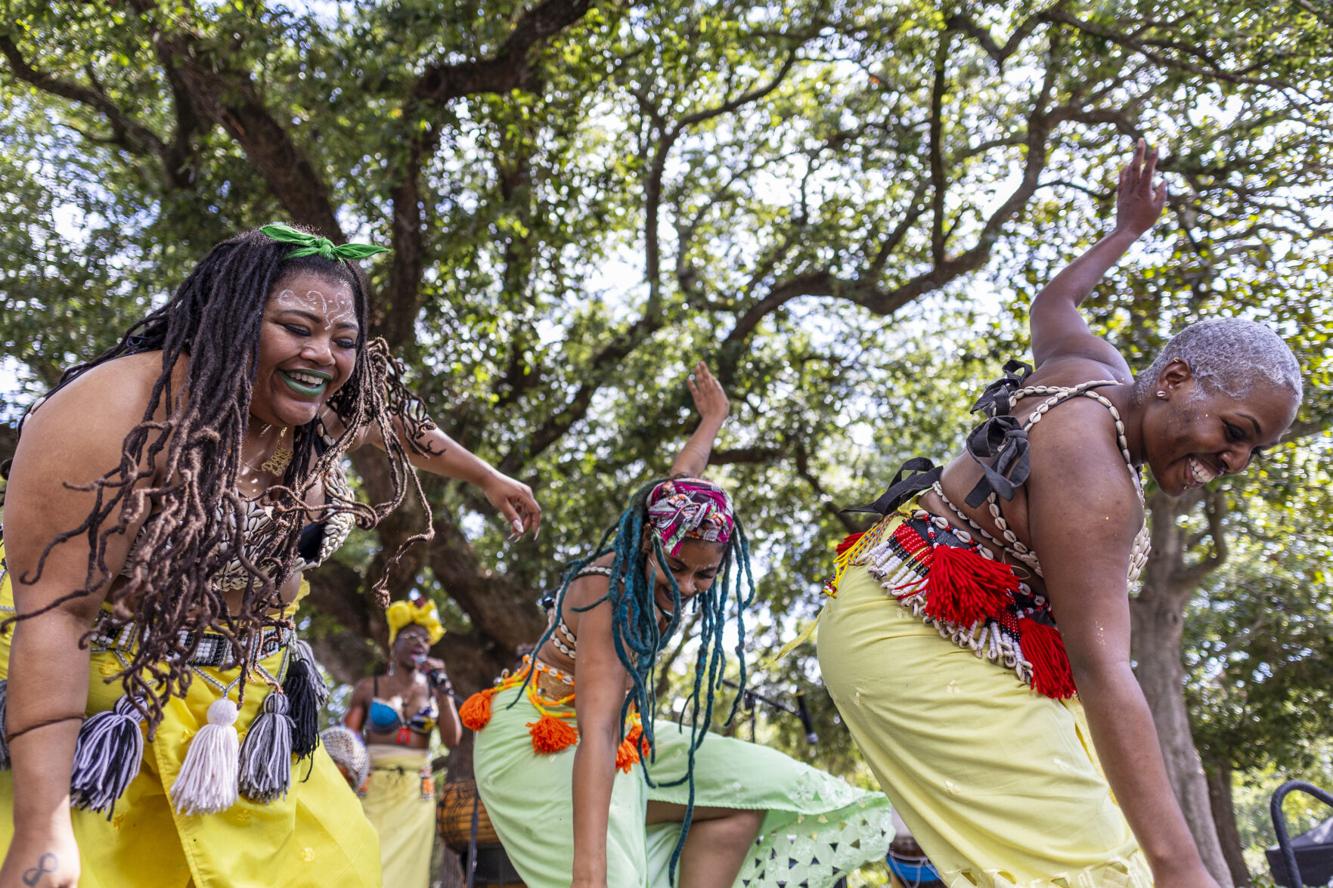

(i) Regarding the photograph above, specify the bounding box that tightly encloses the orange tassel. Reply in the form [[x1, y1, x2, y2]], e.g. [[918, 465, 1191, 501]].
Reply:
[[1019, 619, 1077, 699], [527, 713, 579, 754], [628, 723, 652, 758], [922, 544, 1017, 627], [615, 737, 640, 773], [459, 689, 495, 732]]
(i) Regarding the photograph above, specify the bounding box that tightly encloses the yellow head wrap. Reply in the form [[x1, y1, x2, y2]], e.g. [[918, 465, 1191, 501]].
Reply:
[[386, 596, 445, 646]]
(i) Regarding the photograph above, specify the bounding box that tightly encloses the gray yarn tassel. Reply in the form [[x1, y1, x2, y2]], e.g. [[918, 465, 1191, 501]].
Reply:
[[170, 697, 239, 815], [238, 692, 294, 803], [0, 679, 9, 771], [70, 695, 146, 815]]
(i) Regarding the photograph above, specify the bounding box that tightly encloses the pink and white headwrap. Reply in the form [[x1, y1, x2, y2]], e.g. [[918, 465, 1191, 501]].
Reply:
[[646, 478, 735, 556]]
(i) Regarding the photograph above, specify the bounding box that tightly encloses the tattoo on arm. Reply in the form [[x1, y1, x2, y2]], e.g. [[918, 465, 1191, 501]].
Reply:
[[22, 853, 58, 886]]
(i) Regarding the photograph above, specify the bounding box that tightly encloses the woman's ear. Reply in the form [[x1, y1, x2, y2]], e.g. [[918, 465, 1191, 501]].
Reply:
[[1157, 358, 1193, 396]]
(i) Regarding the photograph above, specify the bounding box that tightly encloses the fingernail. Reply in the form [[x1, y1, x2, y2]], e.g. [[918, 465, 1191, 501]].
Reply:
[[512, 518, 524, 535]]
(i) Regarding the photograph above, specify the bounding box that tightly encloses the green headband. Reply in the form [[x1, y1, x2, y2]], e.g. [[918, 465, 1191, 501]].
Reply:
[[260, 222, 390, 261]]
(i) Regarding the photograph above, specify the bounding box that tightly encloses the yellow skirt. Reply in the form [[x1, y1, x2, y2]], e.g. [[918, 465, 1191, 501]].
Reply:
[[817, 550, 1152, 887], [360, 745, 435, 888], [0, 547, 380, 888]]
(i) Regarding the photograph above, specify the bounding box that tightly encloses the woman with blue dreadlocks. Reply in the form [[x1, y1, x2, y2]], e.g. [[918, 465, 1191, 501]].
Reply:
[[464, 363, 893, 888]]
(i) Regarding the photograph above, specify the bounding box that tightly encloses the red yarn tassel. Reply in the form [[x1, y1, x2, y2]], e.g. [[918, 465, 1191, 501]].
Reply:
[[1019, 619, 1077, 699], [527, 714, 579, 754], [921, 544, 1018, 627], [834, 531, 864, 556], [459, 689, 495, 732]]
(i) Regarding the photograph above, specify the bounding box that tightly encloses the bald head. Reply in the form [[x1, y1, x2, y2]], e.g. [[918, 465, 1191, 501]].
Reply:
[[1135, 318, 1303, 404]]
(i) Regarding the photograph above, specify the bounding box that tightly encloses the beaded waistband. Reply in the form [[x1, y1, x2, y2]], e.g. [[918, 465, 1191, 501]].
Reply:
[[88, 616, 291, 669]]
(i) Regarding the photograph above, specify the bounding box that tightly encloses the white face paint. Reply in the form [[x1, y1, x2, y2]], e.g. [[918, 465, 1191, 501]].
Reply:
[[271, 286, 357, 332], [249, 272, 359, 431]]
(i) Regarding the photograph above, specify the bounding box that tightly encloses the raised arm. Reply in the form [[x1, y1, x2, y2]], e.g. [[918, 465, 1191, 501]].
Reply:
[[1030, 140, 1166, 375], [334, 410, 542, 540], [1, 367, 158, 888], [567, 577, 631, 888], [670, 362, 729, 478], [1027, 404, 1219, 888]]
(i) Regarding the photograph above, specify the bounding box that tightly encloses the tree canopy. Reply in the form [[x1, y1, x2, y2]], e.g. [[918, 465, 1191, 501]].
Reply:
[[2, 2, 1330, 882]]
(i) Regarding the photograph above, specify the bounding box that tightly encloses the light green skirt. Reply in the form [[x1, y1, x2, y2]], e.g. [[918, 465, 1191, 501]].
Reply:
[[473, 684, 893, 887]]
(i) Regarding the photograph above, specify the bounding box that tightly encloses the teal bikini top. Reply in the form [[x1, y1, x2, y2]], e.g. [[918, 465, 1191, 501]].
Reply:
[[367, 676, 437, 736]]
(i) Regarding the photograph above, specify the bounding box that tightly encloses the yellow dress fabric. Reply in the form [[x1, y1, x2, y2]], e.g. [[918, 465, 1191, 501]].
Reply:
[[0, 546, 380, 888], [360, 745, 435, 888], [816, 518, 1153, 888]]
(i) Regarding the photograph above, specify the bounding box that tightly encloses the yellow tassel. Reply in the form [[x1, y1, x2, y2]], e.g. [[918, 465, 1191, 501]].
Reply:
[[764, 611, 822, 669]]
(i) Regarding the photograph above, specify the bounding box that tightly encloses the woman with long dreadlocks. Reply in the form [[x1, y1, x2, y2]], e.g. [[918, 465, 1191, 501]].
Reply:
[[464, 363, 893, 888], [0, 223, 540, 888]]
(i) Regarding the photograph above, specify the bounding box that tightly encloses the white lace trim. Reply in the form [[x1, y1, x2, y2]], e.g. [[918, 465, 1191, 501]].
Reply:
[[739, 797, 894, 887]]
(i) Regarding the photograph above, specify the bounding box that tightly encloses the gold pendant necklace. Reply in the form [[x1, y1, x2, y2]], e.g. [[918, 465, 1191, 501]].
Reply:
[[243, 425, 293, 476], [260, 427, 293, 475]]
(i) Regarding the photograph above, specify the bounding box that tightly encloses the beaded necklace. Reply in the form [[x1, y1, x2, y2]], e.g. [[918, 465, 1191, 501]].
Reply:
[[933, 380, 1151, 584]]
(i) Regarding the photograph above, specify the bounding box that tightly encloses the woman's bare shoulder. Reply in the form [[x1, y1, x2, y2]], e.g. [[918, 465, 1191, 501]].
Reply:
[[27, 352, 183, 427], [13, 352, 189, 487], [560, 555, 617, 613], [1025, 354, 1133, 389]]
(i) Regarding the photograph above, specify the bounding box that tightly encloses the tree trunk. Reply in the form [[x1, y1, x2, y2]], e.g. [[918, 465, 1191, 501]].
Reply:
[[1131, 492, 1233, 886], [1205, 757, 1252, 887]]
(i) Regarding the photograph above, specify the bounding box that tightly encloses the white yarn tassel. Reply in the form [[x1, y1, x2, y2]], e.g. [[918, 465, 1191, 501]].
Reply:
[[171, 697, 239, 815]]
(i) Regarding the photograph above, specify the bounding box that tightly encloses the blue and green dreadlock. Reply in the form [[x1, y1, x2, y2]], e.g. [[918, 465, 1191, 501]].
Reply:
[[522, 476, 757, 880]]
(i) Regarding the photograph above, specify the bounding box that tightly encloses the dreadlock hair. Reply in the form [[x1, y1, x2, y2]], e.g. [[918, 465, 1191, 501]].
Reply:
[[4, 226, 437, 732], [525, 476, 757, 881]]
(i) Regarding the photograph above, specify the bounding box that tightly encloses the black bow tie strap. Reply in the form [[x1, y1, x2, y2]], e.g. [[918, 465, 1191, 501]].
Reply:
[[962, 414, 1031, 507], [959, 358, 1035, 507], [969, 359, 1032, 416], [843, 457, 942, 517], [841, 359, 1034, 519]]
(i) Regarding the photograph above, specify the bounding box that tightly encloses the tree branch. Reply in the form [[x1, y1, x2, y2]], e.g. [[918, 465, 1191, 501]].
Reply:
[[794, 440, 857, 534], [928, 30, 949, 265], [1042, 9, 1306, 91], [711, 445, 784, 465], [1173, 489, 1229, 588], [427, 509, 544, 652], [643, 51, 799, 308], [946, 9, 1048, 67], [386, 5, 590, 347], [412, 0, 593, 105], [379, 124, 435, 347], [0, 35, 168, 159], [497, 314, 663, 474]]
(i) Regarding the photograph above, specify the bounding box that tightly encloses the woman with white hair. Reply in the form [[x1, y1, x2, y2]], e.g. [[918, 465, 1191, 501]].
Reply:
[[817, 141, 1301, 887]]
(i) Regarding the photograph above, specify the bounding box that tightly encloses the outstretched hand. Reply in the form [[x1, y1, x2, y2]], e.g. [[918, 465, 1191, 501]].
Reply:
[[686, 361, 729, 428], [1115, 138, 1167, 237], [481, 471, 542, 542]]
